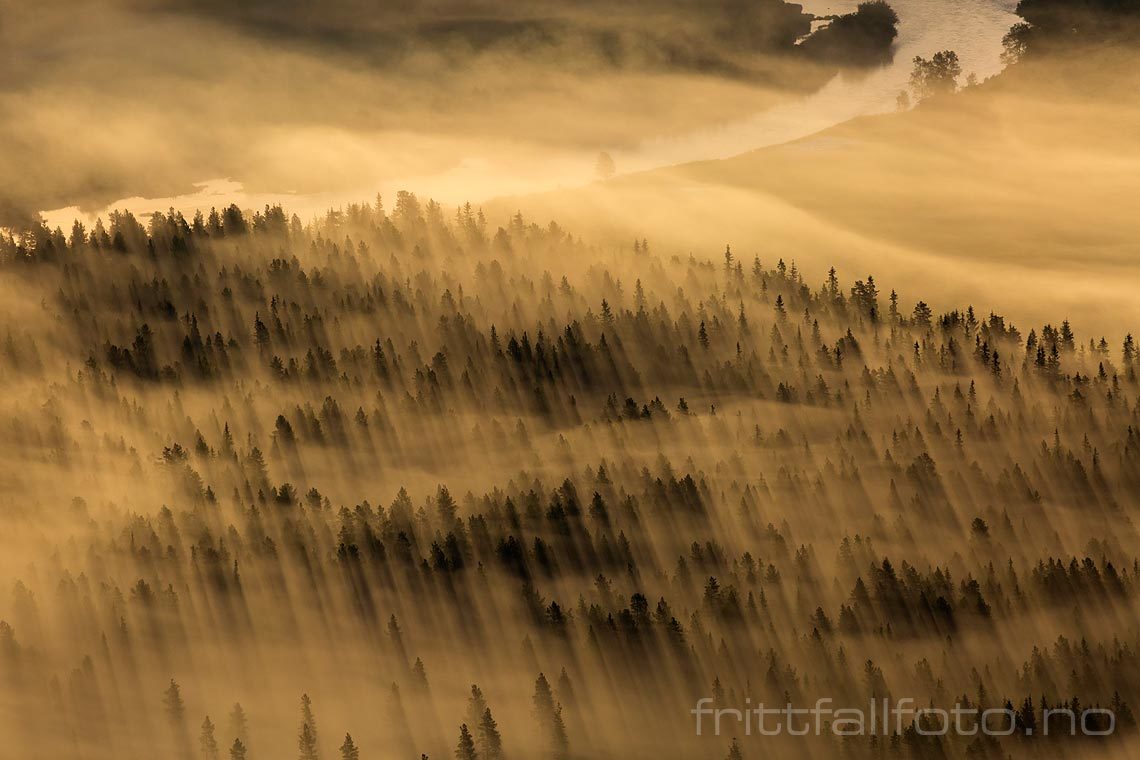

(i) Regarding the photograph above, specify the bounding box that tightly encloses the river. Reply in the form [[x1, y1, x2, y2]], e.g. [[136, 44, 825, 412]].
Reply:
[[619, 0, 1022, 171]]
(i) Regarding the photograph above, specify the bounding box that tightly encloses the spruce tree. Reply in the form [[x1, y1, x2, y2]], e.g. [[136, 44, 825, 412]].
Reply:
[[466, 684, 488, 738], [456, 723, 478, 760], [533, 673, 554, 717], [298, 694, 319, 760], [299, 723, 319, 760], [229, 703, 249, 747], [200, 716, 220, 760], [478, 708, 504, 760], [339, 733, 360, 760], [301, 694, 318, 744], [551, 704, 569, 760], [164, 679, 186, 723]]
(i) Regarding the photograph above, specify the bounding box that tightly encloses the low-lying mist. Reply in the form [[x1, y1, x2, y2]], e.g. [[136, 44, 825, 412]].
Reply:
[[496, 35, 1140, 341], [0, 0, 903, 229], [2, 187, 1140, 758], [3, 2, 1140, 759]]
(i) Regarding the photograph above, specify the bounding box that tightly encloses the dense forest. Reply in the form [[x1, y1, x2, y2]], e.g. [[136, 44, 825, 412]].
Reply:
[[0, 189, 1138, 759]]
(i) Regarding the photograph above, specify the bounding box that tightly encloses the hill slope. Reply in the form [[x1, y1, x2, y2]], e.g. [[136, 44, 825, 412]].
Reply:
[[496, 44, 1140, 337]]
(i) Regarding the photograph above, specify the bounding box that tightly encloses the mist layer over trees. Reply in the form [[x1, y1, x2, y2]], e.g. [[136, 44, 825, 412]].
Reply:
[[0, 0, 900, 228], [0, 193, 1138, 758], [2, 2, 1140, 759]]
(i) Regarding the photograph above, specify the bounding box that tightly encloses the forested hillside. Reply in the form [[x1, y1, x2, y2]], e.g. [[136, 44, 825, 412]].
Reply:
[[495, 22, 1140, 341], [0, 197, 1138, 758]]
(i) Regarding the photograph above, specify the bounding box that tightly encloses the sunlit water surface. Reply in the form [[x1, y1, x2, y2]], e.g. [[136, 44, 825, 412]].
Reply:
[[622, 0, 1020, 170]]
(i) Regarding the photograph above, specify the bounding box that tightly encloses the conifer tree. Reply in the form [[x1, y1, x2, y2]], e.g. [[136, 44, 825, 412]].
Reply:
[[466, 685, 488, 737], [456, 723, 478, 760], [339, 734, 359, 760], [550, 704, 569, 760], [412, 658, 430, 691], [164, 679, 186, 723], [533, 673, 554, 717], [299, 723, 319, 760], [298, 694, 319, 760], [200, 716, 220, 760], [229, 703, 249, 747], [478, 708, 504, 760]]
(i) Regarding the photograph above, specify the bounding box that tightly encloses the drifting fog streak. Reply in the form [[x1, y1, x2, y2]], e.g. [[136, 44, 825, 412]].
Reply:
[[32, 1, 1019, 228], [4, 0, 881, 228]]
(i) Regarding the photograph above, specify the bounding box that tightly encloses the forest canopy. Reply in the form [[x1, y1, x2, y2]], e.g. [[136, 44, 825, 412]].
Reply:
[[0, 193, 1139, 757], [3, 4, 1140, 758]]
